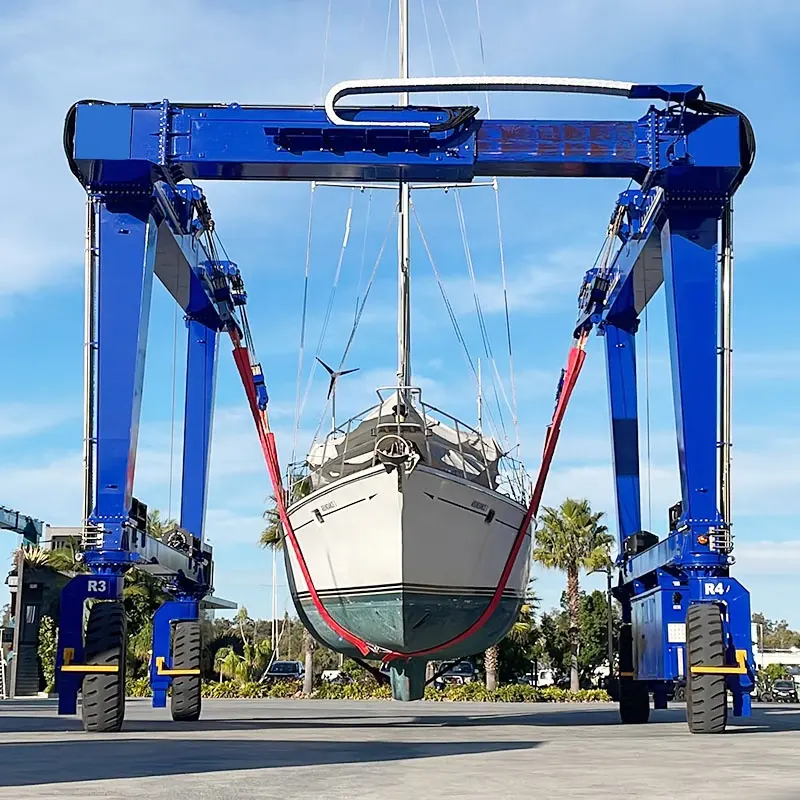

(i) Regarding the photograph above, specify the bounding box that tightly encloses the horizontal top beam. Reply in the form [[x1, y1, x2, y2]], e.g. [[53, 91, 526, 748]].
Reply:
[[66, 97, 747, 193]]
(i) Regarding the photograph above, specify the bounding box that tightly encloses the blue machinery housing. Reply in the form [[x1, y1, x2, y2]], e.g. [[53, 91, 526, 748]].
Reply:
[[58, 80, 755, 732]]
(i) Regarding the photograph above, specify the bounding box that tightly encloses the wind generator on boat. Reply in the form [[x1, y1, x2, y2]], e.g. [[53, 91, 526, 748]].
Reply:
[[283, 0, 532, 700]]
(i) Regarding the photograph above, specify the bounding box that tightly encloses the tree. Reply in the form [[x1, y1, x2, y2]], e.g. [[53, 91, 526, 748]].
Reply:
[[261, 473, 315, 694], [485, 579, 539, 689], [46, 538, 87, 574], [147, 509, 177, 542], [537, 590, 620, 686], [752, 613, 800, 650], [533, 499, 613, 692]]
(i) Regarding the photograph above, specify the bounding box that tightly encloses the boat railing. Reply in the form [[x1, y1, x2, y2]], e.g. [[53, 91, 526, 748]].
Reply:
[[290, 386, 532, 506]]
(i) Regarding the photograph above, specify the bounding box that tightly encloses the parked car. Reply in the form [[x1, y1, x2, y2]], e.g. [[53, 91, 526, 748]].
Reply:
[[763, 679, 798, 703], [434, 660, 478, 688], [321, 669, 350, 684], [265, 660, 305, 681]]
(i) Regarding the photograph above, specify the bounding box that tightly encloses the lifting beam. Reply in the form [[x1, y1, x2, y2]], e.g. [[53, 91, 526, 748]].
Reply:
[[60, 76, 754, 732]]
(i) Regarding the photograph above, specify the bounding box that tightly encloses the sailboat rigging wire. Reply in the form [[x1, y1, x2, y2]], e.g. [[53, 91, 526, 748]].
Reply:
[[318, 0, 333, 102], [383, 0, 395, 74], [412, 206, 506, 444], [291, 187, 317, 469], [297, 189, 356, 430], [353, 190, 373, 327], [453, 190, 511, 448], [420, 0, 442, 105], [307, 206, 398, 453], [473, 0, 492, 116], [435, 0, 473, 106], [492, 179, 520, 453], [471, 2, 518, 451]]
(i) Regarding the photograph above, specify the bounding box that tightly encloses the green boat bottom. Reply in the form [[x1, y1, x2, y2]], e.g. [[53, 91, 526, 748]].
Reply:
[[290, 585, 522, 701]]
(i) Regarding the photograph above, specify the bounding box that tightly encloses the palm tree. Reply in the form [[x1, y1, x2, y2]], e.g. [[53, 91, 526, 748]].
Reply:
[[46, 537, 86, 574], [261, 471, 315, 693], [485, 579, 539, 690], [147, 509, 177, 542], [533, 498, 612, 692]]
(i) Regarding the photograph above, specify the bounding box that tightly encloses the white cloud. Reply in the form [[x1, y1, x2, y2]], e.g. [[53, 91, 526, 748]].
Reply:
[[0, 453, 82, 525], [0, 402, 79, 439], [734, 541, 800, 576]]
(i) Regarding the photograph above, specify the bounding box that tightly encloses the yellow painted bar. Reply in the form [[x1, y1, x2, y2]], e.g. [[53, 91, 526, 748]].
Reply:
[[155, 656, 201, 676], [690, 649, 748, 675]]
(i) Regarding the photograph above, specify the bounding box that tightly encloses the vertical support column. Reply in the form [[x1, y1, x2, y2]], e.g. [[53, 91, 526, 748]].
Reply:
[[180, 320, 218, 539], [56, 574, 123, 715], [150, 598, 200, 707], [660, 207, 722, 539], [604, 322, 642, 545], [91, 197, 158, 548]]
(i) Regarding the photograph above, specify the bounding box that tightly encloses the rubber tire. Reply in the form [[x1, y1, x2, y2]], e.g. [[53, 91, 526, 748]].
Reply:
[[686, 603, 727, 734], [171, 620, 202, 722], [674, 683, 686, 702], [81, 601, 127, 733], [618, 624, 650, 724]]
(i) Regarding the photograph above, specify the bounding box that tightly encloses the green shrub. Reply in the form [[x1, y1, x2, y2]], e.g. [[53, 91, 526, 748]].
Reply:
[[267, 680, 302, 698], [38, 616, 57, 694], [126, 677, 610, 702], [127, 677, 152, 697]]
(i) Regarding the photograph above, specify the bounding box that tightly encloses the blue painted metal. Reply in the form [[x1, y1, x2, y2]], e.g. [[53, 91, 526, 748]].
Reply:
[[91, 199, 158, 546], [603, 324, 641, 543], [150, 598, 200, 708], [660, 209, 722, 534], [576, 182, 755, 715], [56, 574, 123, 715], [66, 98, 742, 187], [181, 321, 218, 539], [59, 84, 754, 727]]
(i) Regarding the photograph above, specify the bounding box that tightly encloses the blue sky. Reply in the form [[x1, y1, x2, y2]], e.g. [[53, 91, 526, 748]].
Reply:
[[1, 0, 798, 627]]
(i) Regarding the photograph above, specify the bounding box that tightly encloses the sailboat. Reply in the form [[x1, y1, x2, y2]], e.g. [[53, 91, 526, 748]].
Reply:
[[283, 0, 532, 700]]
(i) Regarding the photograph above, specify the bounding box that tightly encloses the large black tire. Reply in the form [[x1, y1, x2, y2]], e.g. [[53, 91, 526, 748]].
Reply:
[[686, 603, 727, 734], [618, 624, 650, 724], [171, 620, 202, 722], [81, 601, 127, 733]]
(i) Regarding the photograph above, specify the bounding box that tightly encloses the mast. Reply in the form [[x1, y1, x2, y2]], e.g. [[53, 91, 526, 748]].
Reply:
[[396, 0, 411, 396]]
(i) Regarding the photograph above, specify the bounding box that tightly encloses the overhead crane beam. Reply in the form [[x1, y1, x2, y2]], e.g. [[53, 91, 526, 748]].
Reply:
[[59, 77, 754, 733]]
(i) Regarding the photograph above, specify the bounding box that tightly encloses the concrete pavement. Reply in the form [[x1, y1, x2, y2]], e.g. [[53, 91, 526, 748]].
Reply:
[[0, 699, 798, 799]]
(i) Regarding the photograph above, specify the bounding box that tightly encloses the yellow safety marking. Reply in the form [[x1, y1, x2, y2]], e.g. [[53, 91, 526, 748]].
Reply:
[[155, 656, 200, 676], [59, 646, 120, 673], [61, 665, 119, 673], [690, 649, 748, 675], [619, 671, 634, 677]]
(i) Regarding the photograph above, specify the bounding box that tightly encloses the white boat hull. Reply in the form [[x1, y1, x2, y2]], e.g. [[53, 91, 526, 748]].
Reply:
[[285, 463, 531, 660]]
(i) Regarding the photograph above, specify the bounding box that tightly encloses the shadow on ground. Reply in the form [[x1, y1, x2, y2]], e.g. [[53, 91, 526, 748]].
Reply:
[[0, 737, 540, 786], [2, 700, 799, 738]]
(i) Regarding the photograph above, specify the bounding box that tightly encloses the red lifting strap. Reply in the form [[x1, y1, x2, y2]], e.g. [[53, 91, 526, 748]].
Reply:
[[231, 332, 587, 663]]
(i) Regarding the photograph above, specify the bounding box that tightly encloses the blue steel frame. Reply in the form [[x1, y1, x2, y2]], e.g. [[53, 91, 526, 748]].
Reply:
[[60, 83, 754, 722], [575, 181, 755, 715], [55, 183, 240, 718]]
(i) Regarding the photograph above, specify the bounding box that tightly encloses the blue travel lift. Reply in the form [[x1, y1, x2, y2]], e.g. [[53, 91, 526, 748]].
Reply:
[[59, 77, 755, 732]]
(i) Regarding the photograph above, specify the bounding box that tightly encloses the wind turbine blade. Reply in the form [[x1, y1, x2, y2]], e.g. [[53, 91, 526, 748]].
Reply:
[[315, 356, 335, 377]]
